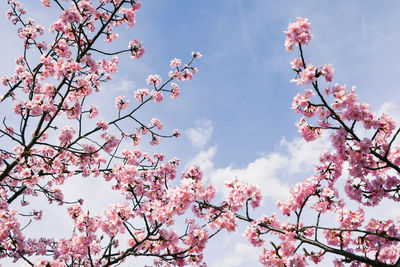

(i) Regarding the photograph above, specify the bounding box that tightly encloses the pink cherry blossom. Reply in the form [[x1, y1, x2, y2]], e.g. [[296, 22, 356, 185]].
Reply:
[[146, 74, 162, 87], [321, 64, 334, 82], [285, 17, 312, 51], [129, 39, 145, 59], [134, 88, 149, 102], [151, 90, 163, 102], [170, 58, 182, 68], [115, 95, 129, 110]]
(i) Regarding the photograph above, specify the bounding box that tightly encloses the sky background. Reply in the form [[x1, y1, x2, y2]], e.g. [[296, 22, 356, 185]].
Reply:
[[2, 1, 400, 266]]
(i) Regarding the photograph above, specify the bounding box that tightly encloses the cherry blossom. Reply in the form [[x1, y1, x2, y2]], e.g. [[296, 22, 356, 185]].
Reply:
[[1, 2, 400, 266]]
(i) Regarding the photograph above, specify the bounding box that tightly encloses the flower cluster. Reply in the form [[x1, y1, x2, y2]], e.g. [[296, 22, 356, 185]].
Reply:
[[0, 1, 209, 266], [240, 17, 400, 267], [285, 17, 312, 51]]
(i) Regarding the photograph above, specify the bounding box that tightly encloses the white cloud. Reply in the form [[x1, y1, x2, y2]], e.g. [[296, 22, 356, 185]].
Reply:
[[211, 242, 259, 267], [378, 101, 400, 122], [104, 79, 136, 92], [210, 157, 291, 201], [186, 146, 217, 175], [186, 119, 213, 148], [187, 134, 330, 202]]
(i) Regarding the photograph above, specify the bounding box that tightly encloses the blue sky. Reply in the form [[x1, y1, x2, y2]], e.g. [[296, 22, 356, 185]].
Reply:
[[2, 1, 400, 266], [125, 0, 400, 165]]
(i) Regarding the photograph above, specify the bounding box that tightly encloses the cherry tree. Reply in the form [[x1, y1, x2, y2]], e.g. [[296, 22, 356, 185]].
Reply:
[[0, 1, 215, 266], [223, 18, 400, 267], [1, 1, 399, 267]]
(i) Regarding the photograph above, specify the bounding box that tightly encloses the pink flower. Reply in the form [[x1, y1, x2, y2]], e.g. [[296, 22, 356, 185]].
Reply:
[[151, 118, 163, 130], [291, 64, 317, 86], [358, 138, 372, 153], [88, 104, 98, 118], [292, 89, 316, 117], [131, 134, 141, 146], [59, 126, 76, 144], [173, 129, 181, 137], [65, 102, 81, 119], [336, 208, 364, 229], [134, 88, 149, 102], [191, 51, 202, 58], [182, 224, 209, 253], [120, 8, 136, 28], [105, 31, 118, 43], [285, 17, 312, 51], [101, 132, 119, 153], [151, 90, 163, 103], [277, 176, 318, 216], [150, 135, 160, 145], [146, 74, 161, 87], [101, 202, 134, 237], [295, 117, 321, 141], [96, 119, 108, 130], [32, 210, 43, 220], [60, 8, 81, 25], [115, 95, 129, 110], [170, 58, 182, 68], [153, 153, 165, 161], [182, 69, 193, 80], [290, 58, 305, 70], [128, 39, 145, 59], [244, 221, 265, 247], [5, 126, 14, 136], [321, 64, 334, 82], [224, 178, 262, 212], [170, 83, 180, 99], [41, 0, 50, 6]]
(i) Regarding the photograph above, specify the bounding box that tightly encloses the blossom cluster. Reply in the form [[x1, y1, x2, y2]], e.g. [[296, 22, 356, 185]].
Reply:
[[239, 17, 400, 267], [0, 1, 211, 266], [285, 17, 312, 51]]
